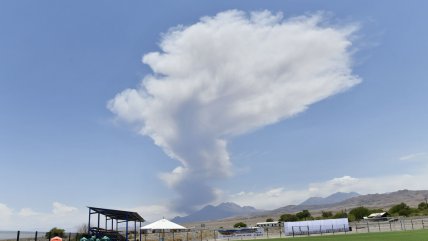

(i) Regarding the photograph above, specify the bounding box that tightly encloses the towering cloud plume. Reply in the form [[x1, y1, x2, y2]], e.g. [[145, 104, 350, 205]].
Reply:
[[108, 10, 360, 212]]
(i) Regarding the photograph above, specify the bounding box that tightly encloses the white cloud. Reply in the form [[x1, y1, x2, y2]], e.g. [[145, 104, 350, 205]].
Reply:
[[18, 208, 40, 217], [109, 9, 360, 212], [0, 203, 13, 223], [399, 152, 428, 161], [52, 202, 78, 215], [228, 166, 428, 210], [0, 202, 84, 231]]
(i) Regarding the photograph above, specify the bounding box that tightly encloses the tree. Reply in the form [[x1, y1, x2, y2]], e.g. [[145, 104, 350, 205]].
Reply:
[[233, 222, 247, 228], [279, 214, 298, 222], [389, 203, 411, 216], [418, 202, 428, 210], [266, 218, 274, 222], [45, 227, 65, 238], [349, 206, 370, 221], [321, 211, 333, 218], [296, 210, 311, 220], [333, 211, 348, 219], [77, 223, 88, 234]]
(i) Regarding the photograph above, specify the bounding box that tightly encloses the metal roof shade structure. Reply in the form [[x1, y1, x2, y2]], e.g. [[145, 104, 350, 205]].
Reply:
[[87, 207, 145, 241], [141, 218, 188, 231]]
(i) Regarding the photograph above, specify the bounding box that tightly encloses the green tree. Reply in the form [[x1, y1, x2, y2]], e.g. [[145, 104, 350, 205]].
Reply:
[[389, 203, 411, 216], [279, 214, 298, 222], [233, 222, 247, 228], [266, 218, 274, 222], [321, 211, 333, 218], [349, 206, 371, 221], [418, 202, 428, 210], [296, 210, 311, 220], [45, 227, 65, 238], [333, 211, 348, 219]]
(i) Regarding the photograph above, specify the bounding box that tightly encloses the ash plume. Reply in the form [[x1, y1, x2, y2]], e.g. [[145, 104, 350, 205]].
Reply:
[[108, 10, 360, 212]]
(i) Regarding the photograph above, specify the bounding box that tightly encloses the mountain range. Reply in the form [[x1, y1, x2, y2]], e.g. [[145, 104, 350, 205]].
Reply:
[[172, 190, 428, 224], [172, 202, 261, 223], [299, 192, 360, 206]]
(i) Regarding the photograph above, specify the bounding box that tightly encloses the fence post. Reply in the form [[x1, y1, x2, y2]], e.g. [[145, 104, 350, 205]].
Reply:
[[411, 219, 414, 230], [319, 225, 322, 235], [389, 222, 392, 231], [292, 226, 294, 237], [367, 222, 370, 233], [378, 222, 380, 232], [35, 231, 38, 241], [69, 233, 71, 241], [307, 226, 310, 237], [332, 224, 334, 235], [344, 224, 346, 234], [200, 230, 202, 241], [355, 223, 357, 233], [423, 220, 425, 229], [214, 230, 216, 241], [17, 231, 20, 241]]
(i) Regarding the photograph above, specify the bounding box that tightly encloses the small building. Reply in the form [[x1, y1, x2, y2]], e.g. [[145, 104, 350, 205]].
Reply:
[[255, 221, 281, 228]]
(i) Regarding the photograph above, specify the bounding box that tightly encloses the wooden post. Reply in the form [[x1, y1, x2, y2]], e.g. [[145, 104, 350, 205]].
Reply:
[[378, 222, 380, 232], [16, 231, 20, 241], [35, 231, 38, 241]]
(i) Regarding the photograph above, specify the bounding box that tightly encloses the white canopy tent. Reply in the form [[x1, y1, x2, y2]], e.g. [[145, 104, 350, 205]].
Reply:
[[141, 218, 188, 231], [141, 219, 188, 241]]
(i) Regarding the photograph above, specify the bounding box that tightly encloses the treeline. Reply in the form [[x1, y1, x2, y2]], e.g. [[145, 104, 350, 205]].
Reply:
[[276, 201, 428, 222]]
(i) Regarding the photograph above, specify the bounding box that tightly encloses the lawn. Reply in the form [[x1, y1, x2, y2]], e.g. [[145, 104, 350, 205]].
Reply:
[[245, 229, 428, 241]]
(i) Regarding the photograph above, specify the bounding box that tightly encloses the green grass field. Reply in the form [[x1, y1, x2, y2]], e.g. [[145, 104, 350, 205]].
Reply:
[[246, 229, 428, 241]]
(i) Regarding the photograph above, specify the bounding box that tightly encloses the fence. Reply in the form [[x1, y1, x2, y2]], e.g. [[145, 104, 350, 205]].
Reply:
[[0, 232, 80, 241], [2, 218, 428, 241]]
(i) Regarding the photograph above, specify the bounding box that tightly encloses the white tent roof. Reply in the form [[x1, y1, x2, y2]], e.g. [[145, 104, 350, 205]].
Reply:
[[141, 218, 188, 230]]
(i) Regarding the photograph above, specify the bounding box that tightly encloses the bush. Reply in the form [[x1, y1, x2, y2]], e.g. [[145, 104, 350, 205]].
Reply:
[[418, 202, 428, 210], [45, 227, 65, 238], [233, 222, 247, 228], [279, 213, 298, 222], [321, 211, 333, 218], [333, 211, 347, 219], [266, 218, 274, 222]]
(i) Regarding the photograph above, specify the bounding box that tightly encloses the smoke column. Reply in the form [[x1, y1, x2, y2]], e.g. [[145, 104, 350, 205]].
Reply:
[[108, 10, 360, 212]]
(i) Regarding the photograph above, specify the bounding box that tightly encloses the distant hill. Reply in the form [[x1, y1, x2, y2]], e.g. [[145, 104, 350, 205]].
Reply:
[[172, 202, 261, 224], [271, 190, 428, 215], [299, 192, 360, 206]]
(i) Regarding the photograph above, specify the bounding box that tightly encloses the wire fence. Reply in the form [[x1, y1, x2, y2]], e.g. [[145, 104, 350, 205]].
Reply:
[[2, 218, 428, 241], [0, 232, 82, 241]]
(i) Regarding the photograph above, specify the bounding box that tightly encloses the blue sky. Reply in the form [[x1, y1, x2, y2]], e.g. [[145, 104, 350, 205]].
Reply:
[[1, 0, 428, 231]]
